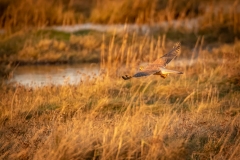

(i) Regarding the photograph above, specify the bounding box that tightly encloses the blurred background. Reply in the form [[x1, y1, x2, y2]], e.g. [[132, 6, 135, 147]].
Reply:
[[0, 0, 239, 85], [0, 0, 239, 34]]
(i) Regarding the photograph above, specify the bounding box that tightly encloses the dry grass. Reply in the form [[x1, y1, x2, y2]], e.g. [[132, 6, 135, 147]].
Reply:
[[0, 29, 189, 66], [0, 39, 240, 159], [0, 29, 104, 65], [0, 0, 200, 29], [1, 0, 239, 36], [0, 1, 240, 159], [0, 0, 240, 67]]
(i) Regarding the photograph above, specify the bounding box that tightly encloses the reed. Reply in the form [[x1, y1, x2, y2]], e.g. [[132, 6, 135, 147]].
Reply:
[[0, 1, 240, 159], [1, 0, 239, 37], [0, 38, 240, 159]]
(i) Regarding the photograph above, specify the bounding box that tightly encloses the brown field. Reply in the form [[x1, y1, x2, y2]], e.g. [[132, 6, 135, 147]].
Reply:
[[1, 37, 240, 159], [0, 0, 240, 159]]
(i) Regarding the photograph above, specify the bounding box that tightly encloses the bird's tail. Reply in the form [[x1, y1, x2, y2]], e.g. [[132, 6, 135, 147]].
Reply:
[[160, 67, 183, 74], [122, 75, 132, 80]]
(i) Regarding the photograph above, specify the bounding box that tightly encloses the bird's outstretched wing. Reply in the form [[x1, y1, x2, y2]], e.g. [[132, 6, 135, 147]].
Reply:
[[122, 69, 159, 80], [145, 42, 181, 69]]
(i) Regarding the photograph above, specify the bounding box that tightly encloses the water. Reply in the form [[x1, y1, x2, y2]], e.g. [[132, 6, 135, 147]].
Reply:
[[51, 19, 199, 33], [8, 64, 100, 87]]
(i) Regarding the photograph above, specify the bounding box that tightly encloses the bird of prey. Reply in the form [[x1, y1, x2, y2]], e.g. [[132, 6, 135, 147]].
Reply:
[[122, 42, 183, 80]]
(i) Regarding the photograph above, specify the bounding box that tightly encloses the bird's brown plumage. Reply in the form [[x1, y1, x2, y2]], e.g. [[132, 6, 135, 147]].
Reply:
[[122, 42, 183, 80]]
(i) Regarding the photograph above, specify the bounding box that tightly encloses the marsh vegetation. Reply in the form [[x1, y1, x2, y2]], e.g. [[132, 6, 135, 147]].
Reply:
[[0, 0, 240, 159]]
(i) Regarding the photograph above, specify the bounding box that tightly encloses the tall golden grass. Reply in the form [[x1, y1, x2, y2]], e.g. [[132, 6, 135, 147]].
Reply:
[[0, 35, 240, 159], [1, 0, 239, 35], [0, 0, 240, 159]]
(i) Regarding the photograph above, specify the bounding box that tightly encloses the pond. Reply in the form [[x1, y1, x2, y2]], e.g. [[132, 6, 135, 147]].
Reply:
[[8, 63, 100, 87]]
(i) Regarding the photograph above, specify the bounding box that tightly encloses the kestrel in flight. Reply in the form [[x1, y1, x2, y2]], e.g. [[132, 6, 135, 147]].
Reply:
[[122, 42, 183, 80]]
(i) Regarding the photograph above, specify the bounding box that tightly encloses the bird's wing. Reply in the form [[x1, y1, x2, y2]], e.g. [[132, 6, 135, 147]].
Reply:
[[160, 67, 183, 74], [150, 42, 181, 68], [133, 69, 159, 78]]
